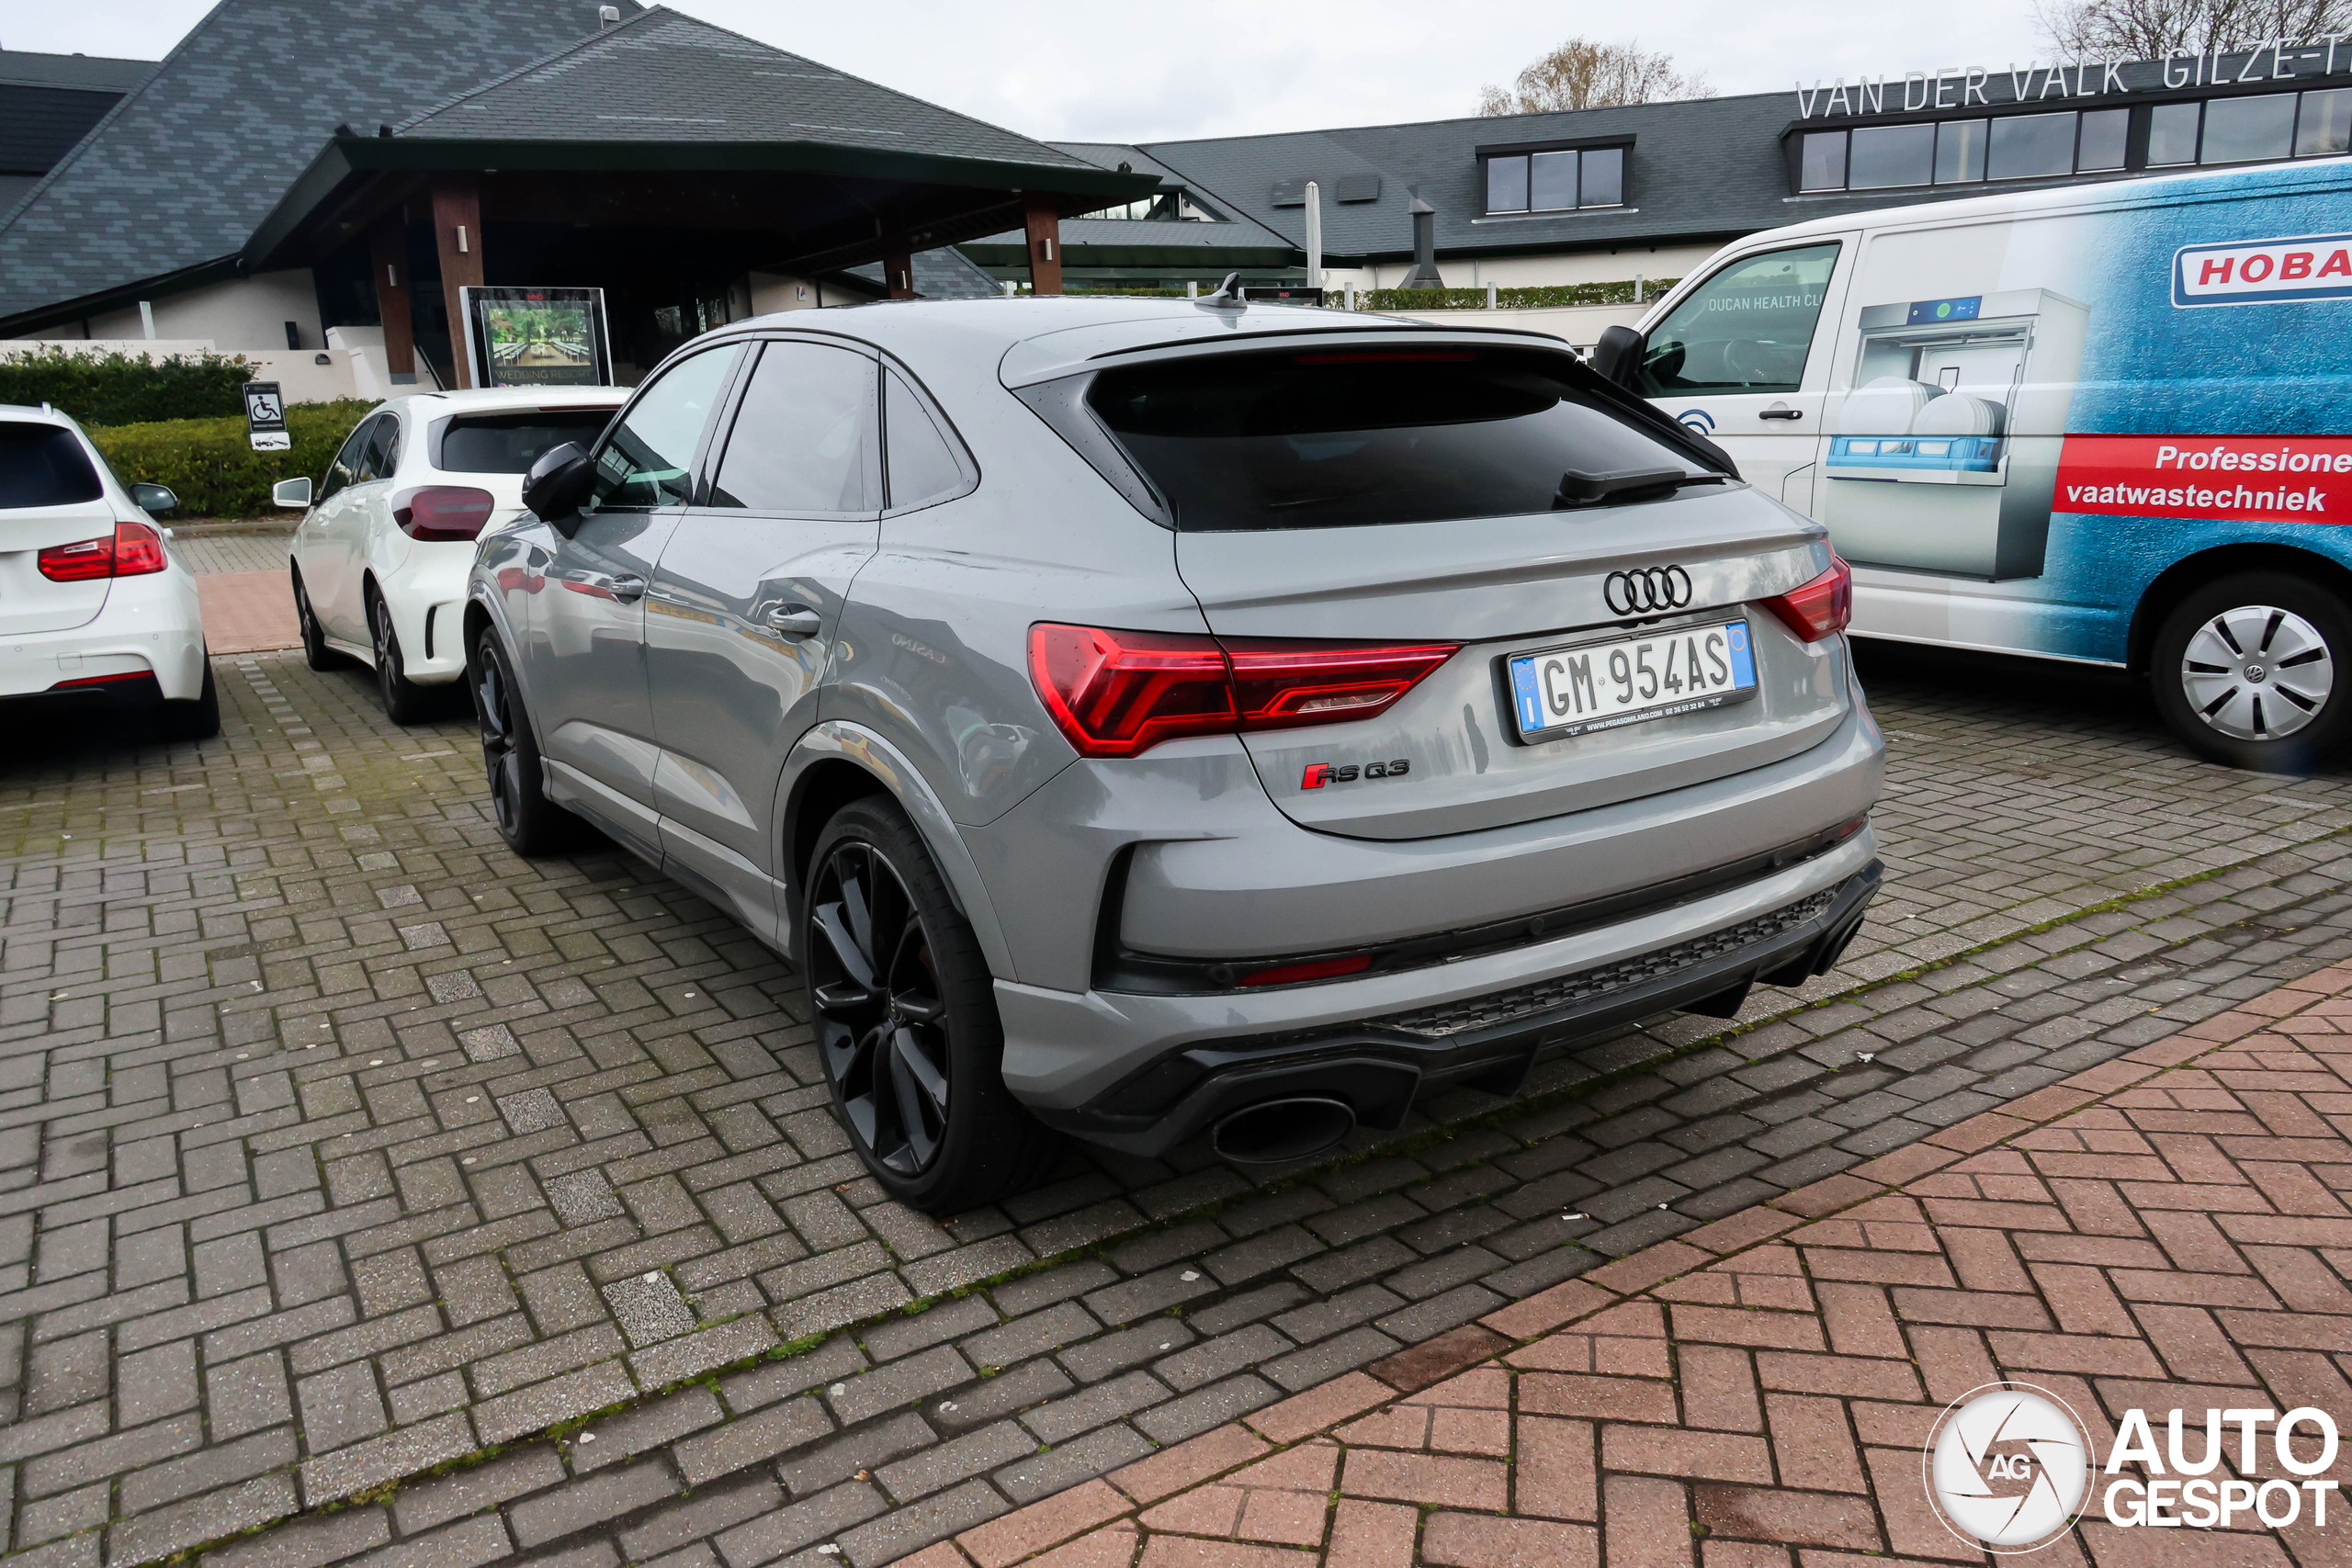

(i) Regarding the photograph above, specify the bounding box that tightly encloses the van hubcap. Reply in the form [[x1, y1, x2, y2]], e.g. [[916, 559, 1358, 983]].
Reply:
[[808, 842, 951, 1176], [2181, 605, 2333, 741]]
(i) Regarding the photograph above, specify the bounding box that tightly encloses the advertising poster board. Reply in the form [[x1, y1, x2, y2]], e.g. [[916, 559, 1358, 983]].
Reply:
[[459, 287, 613, 388]]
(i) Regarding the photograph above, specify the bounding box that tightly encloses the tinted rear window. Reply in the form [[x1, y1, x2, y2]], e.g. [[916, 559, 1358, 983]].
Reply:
[[1087, 348, 1710, 531], [435, 411, 616, 474], [0, 423, 103, 508]]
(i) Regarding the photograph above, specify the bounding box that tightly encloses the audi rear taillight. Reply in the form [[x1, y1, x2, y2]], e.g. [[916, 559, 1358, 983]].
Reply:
[[37, 522, 167, 582], [1760, 556, 1852, 643], [1027, 624, 1458, 761], [393, 486, 497, 542]]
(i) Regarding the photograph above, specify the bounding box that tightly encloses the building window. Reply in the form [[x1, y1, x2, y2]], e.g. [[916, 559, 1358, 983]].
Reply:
[[1935, 119, 1986, 183], [1482, 145, 1627, 213], [1988, 112, 2076, 179], [1799, 131, 1847, 192], [2298, 88, 2352, 154], [2076, 107, 2129, 172], [2149, 101, 2200, 164], [2203, 93, 2298, 163], [1849, 122, 1935, 189]]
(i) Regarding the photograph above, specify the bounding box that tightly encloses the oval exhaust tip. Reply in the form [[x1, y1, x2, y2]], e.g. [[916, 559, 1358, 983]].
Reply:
[[1211, 1097, 1355, 1165]]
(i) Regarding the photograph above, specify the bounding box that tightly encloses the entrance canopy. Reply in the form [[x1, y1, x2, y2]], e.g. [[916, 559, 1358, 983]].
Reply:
[[239, 8, 1153, 384]]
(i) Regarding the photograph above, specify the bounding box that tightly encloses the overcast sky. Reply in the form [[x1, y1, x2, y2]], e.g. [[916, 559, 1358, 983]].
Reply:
[[10, 1, 2053, 142]]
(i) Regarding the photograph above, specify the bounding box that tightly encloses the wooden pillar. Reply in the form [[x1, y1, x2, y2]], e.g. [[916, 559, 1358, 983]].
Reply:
[[366, 214, 416, 381], [1023, 195, 1062, 297], [881, 242, 915, 299], [430, 177, 484, 388]]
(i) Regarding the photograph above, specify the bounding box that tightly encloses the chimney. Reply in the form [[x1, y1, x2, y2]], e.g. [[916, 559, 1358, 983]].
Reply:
[[1397, 189, 1442, 289]]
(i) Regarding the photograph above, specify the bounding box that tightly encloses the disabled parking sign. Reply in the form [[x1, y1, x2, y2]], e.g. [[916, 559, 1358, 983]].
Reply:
[[243, 381, 289, 451]]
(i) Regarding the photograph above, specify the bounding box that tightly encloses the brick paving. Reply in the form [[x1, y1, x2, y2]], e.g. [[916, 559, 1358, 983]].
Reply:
[[0, 642, 2347, 1566], [902, 959, 2352, 1568], [183, 525, 300, 656]]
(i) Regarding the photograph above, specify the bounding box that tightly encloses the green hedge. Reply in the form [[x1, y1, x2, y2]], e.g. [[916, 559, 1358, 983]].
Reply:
[[1363, 278, 1678, 312], [0, 345, 257, 427], [88, 400, 375, 519]]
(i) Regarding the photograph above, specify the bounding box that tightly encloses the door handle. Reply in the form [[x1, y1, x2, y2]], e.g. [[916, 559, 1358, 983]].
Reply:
[[763, 604, 822, 638], [1758, 405, 1804, 422], [605, 574, 648, 603]]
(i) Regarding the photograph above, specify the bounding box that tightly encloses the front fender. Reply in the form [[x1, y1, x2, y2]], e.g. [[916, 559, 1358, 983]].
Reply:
[[780, 720, 1014, 982]]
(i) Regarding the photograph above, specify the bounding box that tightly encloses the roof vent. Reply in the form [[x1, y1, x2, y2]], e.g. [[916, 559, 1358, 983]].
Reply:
[[599, 4, 621, 23], [1336, 174, 1381, 204], [1271, 179, 1306, 209]]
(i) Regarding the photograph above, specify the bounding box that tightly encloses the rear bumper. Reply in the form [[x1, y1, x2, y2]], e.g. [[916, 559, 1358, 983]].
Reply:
[[1026, 856, 1878, 1159], [0, 571, 207, 702]]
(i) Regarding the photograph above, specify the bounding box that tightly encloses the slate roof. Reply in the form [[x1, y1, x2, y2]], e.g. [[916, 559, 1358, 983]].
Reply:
[[0, 0, 638, 326], [396, 8, 1107, 177], [0, 50, 157, 93], [844, 244, 1003, 299]]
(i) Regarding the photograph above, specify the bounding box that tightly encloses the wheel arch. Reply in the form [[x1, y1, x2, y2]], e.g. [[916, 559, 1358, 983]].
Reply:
[[2128, 544, 2352, 675], [778, 724, 1013, 981]]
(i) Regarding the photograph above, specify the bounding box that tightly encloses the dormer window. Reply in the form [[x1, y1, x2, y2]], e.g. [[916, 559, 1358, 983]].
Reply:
[[1480, 142, 1626, 215]]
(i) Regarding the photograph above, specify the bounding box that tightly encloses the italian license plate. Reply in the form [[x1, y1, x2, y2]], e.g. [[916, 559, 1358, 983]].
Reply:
[[1507, 619, 1757, 742]]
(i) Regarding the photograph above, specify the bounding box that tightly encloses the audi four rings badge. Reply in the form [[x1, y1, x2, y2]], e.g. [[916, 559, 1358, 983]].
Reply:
[[1604, 566, 1694, 616]]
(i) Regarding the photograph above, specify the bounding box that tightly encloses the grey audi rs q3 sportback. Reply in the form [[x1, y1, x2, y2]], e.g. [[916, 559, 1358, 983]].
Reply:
[[467, 296, 1886, 1213]]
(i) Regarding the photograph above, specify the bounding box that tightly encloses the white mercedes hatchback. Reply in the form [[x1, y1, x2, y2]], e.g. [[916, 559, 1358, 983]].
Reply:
[[279, 388, 620, 721], [0, 403, 215, 740]]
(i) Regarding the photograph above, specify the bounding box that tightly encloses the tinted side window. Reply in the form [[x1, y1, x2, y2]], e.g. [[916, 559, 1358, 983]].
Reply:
[[1636, 243, 1840, 397], [0, 423, 103, 508], [321, 417, 375, 501], [359, 414, 400, 481], [592, 346, 741, 509], [885, 371, 968, 512], [710, 342, 876, 513], [437, 411, 617, 474]]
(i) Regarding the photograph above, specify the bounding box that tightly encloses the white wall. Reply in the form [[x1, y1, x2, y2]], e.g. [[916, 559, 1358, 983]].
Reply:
[[1333, 243, 1722, 293], [1, 336, 363, 404], [65, 269, 329, 354]]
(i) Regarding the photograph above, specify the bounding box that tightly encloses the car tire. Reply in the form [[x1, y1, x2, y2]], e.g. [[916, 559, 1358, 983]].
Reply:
[[803, 795, 1059, 1213], [472, 626, 582, 857], [368, 586, 435, 725], [2151, 570, 2352, 773], [152, 657, 220, 742], [292, 566, 340, 671]]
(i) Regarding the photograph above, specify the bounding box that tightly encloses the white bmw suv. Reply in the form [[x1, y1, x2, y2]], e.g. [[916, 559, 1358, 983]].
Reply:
[[279, 388, 620, 721], [0, 404, 215, 740]]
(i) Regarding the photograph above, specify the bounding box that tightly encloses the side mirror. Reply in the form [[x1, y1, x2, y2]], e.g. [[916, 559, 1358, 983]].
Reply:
[[1591, 324, 1644, 390], [522, 442, 596, 525], [130, 481, 178, 515], [272, 477, 313, 510]]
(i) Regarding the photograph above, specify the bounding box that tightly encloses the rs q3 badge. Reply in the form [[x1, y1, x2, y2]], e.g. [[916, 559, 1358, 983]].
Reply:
[[1302, 760, 1409, 789]]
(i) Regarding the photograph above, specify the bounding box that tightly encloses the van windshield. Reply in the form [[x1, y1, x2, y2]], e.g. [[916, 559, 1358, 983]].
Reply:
[[1088, 346, 1712, 532], [0, 423, 103, 508]]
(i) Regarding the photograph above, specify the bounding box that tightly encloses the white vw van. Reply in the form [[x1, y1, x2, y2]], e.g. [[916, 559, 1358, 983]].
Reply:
[[1593, 153, 2352, 772]]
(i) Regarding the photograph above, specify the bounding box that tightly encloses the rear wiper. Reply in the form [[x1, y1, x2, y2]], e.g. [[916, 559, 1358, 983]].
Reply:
[[1553, 468, 1728, 509]]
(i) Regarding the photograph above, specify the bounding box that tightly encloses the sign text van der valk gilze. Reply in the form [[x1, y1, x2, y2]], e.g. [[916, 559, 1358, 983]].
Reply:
[[1795, 35, 2352, 119]]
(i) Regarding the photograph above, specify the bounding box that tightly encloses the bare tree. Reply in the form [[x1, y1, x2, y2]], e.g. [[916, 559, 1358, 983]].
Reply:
[[2035, 0, 2352, 58], [1478, 38, 1713, 116]]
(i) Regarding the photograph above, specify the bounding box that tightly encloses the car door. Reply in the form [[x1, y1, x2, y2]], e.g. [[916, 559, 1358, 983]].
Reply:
[[298, 416, 374, 643], [644, 338, 882, 939], [1636, 241, 1851, 510], [527, 343, 742, 859]]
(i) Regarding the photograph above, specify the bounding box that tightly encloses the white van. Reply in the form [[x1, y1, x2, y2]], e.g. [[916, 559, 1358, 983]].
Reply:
[[1592, 153, 2352, 772]]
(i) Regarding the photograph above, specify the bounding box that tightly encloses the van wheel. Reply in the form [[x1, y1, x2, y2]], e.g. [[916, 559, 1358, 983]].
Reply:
[[292, 567, 340, 671], [2151, 571, 2352, 773], [368, 587, 435, 724], [803, 796, 1058, 1213]]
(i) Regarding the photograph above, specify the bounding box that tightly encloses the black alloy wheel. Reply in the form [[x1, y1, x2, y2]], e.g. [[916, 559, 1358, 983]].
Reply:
[[368, 590, 434, 724], [802, 797, 1057, 1211], [471, 626, 577, 856], [292, 567, 337, 671]]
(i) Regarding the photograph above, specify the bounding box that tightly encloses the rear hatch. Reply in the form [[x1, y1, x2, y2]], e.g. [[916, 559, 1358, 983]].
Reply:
[[1085, 342, 1850, 840], [0, 421, 118, 635]]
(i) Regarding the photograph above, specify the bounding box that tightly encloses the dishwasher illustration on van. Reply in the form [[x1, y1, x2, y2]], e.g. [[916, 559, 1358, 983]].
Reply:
[[1824, 289, 2089, 581]]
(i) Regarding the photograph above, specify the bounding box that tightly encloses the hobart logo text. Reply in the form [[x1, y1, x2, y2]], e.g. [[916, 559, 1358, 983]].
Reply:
[[2174, 232, 2352, 308]]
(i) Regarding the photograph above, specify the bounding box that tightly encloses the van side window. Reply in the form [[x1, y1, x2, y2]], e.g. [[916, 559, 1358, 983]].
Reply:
[[1637, 243, 1841, 398]]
